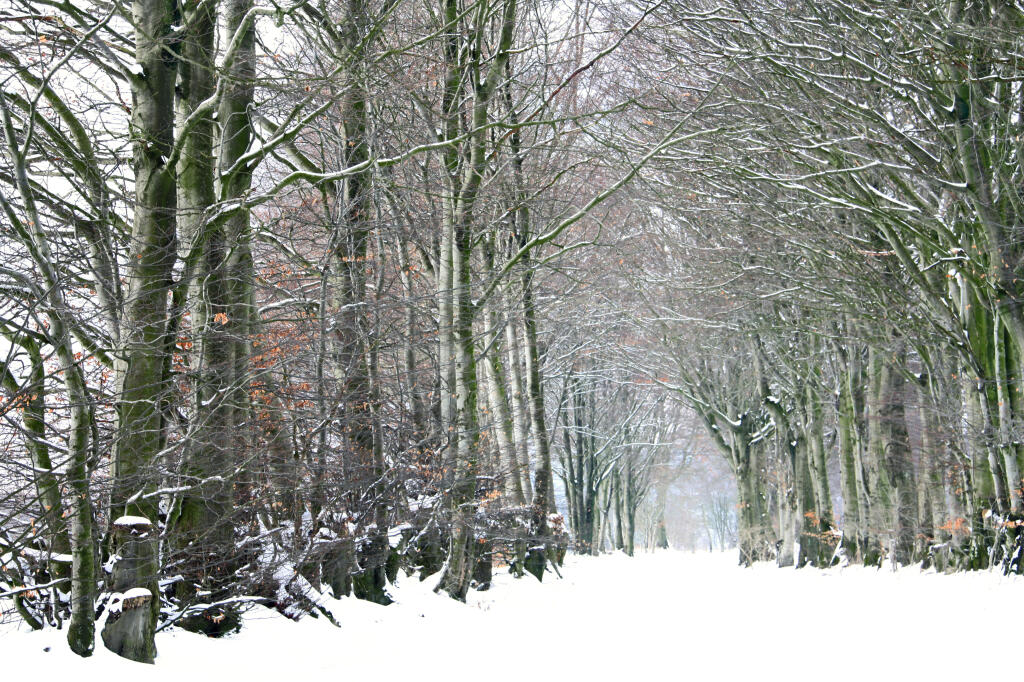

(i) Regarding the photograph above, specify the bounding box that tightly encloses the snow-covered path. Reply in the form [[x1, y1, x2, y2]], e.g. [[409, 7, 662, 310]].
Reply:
[[4, 551, 1021, 680]]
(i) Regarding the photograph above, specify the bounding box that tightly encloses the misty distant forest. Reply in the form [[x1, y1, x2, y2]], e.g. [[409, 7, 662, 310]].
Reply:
[[1, 0, 1023, 666]]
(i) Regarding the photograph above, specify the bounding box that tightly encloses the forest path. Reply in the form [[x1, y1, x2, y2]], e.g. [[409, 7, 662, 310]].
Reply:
[[3, 551, 1020, 679]]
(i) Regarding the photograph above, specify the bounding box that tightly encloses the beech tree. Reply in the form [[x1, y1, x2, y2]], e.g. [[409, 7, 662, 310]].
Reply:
[[7, 0, 1024, 665]]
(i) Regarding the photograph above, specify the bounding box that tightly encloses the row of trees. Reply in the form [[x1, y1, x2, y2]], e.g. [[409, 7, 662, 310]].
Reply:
[[0, 0, 685, 662], [614, 0, 1024, 572]]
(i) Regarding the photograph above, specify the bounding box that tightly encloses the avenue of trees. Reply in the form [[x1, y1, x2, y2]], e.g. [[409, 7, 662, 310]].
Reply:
[[1, 0, 1023, 664], [618, 0, 1024, 572]]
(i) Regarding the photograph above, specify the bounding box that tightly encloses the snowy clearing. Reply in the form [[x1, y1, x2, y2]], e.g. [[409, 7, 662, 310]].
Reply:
[[3, 551, 1020, 680]]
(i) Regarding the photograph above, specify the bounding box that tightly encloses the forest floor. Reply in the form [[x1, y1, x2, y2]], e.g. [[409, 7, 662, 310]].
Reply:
[[2, 550, 1021, 679]]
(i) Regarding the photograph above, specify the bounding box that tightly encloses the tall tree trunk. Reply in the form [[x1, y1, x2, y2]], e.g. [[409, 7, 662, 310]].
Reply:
[[863, 345, 895, 566], [653, 488, 670, 550], [837, 365, 861, 562], [106, 0, 180, 659], [481, 244, 525, 505], [521, 257, 557, 576], [167, 0, 238, 635], [506, 299, 534, 503], [624, 459, 637, 557], [1, 91, 97, 657], [865, 342, 918, 566], [915, 383, 944, 566], [613, 472, 625, 551], [964, 377, 996, 568], [734, 437, 774, 566], [483, 325, 527, 505], [0, 337, 72, 596], [994, 315, 1024, 512]]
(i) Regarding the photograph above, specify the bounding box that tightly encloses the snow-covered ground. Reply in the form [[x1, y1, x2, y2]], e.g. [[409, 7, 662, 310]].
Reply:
[[3, 551, 1021, 680]]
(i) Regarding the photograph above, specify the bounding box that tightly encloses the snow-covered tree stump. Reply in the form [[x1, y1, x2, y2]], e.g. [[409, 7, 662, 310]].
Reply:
[[102, 516, 157, 663]]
